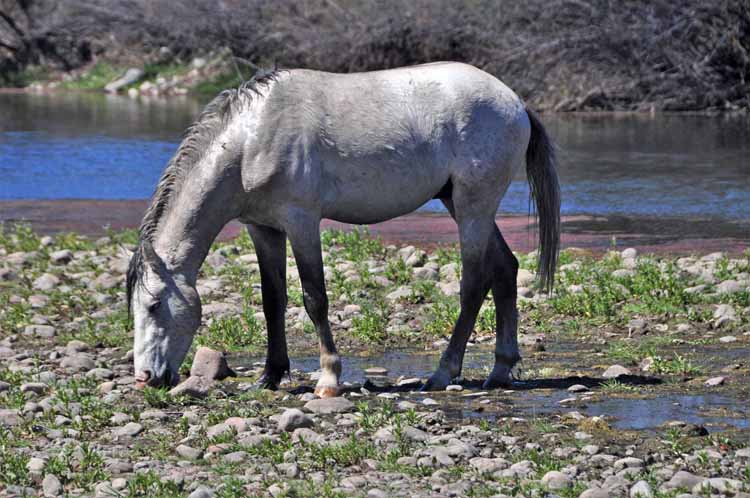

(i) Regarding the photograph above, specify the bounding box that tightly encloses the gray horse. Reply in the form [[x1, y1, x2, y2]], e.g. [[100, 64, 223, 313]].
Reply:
[[127, 62, 560, 397]]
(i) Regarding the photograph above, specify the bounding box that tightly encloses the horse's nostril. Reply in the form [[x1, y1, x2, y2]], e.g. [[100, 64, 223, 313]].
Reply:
[[135, 370, 152, 384]]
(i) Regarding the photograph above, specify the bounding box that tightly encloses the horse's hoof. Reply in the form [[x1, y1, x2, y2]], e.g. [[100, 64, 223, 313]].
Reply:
[[314, 385, 340, 398], [482, 366, 513, 390], [421, 371, 452, 392], [253, 373, 281, 391]]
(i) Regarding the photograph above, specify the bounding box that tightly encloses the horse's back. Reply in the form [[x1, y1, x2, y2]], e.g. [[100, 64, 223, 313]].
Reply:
[[244, 63, 529, 225]]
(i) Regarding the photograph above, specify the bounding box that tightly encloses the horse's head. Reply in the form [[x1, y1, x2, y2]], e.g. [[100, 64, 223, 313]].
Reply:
[[127, 239, 201, 388]]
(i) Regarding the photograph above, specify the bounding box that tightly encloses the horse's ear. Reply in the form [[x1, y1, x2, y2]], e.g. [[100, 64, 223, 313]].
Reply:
[[141, 240, 162, 271]]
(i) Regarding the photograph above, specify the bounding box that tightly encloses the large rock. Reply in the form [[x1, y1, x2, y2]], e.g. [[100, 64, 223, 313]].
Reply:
[[169, 375, 213, 399], [713, 304, 736, 328], [33, 273, 59, 290], [277, 408, 314, 432], [542, 470, 572, 490], [49, 249, 73, 265], [61, 353, 96, 372], [24, 324, 55, 337], [304, 396, 355, 414], [112, 422, 143, 438], [716, 279, 745, 294], [0, 409, 22, 427], [42, 473, 62, 497], [105, 68, 145, 93], [661, 471, 704, 491], [190, 347, 235, 380]]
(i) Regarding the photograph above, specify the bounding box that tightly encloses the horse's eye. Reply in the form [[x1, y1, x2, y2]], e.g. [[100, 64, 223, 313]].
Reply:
[[148, 301, 161, 313]]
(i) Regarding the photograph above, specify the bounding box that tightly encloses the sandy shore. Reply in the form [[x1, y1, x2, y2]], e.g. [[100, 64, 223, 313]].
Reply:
[[1, 199, 747, 254]]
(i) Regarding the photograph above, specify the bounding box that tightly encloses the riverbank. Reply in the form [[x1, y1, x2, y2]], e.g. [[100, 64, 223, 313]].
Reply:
[[1, 199, 748, 256], [0, 226, 748, 497]]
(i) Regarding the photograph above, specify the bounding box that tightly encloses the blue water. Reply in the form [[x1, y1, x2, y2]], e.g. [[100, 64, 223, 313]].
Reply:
[[2, 93, 749, 220]]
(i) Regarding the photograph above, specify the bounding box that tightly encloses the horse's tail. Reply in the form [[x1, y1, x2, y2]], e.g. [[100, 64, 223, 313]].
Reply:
[[525, 108, 560, 293]]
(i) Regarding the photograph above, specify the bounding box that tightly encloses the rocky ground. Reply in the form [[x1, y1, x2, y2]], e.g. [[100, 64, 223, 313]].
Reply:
[[0, 224, 749, 497]]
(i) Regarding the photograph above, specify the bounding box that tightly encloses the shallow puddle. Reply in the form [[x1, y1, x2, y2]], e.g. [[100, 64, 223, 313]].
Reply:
[[235, 343, 750, 433]]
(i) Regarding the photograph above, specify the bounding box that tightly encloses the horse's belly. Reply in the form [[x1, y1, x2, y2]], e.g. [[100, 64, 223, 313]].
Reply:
[[321, 160, 447, 225]]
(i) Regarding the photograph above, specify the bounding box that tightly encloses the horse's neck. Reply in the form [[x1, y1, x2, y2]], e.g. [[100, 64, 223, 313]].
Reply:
[[152, 156, 243, 281]]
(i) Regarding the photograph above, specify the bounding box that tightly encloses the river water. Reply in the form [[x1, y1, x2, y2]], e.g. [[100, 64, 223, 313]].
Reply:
[[1, 92, 749, 221]]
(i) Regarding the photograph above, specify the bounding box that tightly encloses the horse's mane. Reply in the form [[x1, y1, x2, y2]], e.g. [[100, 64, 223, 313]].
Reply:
[[127, 69, 280, 311]]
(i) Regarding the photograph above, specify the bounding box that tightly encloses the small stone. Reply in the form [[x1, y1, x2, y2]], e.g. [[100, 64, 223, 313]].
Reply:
[[396, 377, 421, 387], [445, 384, 463, 392], [86, 368, 115, 380], [719, 335, 737, 343], [66, 340, 89, 354], [304, 396, 354, 414], [621, 248, 637, 259], [704, 376, 726, 386], [662, 470, 704, 490], [140, 410, 168, 421], [692, 477, 744, 495], [582, 444, 599, 455], [24, 324, 56, 338], [20, 382, 47, 394], [27, 457, 46, 473], [364, 367, 388, 376], [190, 347, 235, 380], [278, 408, 314, 432], [61, 354, 96, 372], [713, 304, 737, 328], [0, 409, 22, 427], [188, 486, 214, 498], [111, 478, 127, 490], [602, 365, 631, 378], [386, 286, 412, 302], [42, 474, 62, 497], [542, 470, 572, 490], [49, 250, 74, 265], [206, 423, 232, 439], [614, 456, 644, 471], [568, 384, 589, 392], [222, 451, 248, 463], [579, 488, 610, 498], [630, 480, 653, 498], [113, 422, 143, 438], [716, 279, 745, 294], [33, 273, 60, 290]]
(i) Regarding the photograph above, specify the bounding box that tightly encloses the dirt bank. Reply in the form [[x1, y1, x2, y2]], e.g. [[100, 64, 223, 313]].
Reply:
[[1, 199, 747, 255]]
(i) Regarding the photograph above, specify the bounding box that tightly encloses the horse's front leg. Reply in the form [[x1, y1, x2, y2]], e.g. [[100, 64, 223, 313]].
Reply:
[[285, 213, 341, 398], [246, 224, 290, 389]]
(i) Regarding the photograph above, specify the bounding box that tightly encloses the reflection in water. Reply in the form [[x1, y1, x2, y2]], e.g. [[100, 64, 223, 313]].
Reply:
[[237, 349, 749, 432], [1, 93, 749, 221]]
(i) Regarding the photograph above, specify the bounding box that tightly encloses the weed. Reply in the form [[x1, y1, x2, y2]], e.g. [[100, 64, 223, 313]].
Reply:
[[197, 308, 264, 351], [61, 61, 122, 90], [142, 386, 173, 409], [126, 470, 183, 497], [351, 304, 388, 343], [599, 379, 638, 392], [424, 298, 460, 337]]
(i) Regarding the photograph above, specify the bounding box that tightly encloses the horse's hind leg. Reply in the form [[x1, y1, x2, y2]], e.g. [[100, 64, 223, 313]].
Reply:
[[424, 196, 495, 390], [246, 224, 290, 389], [483, 226, 520, 389], [285, 211, 341, 398]]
